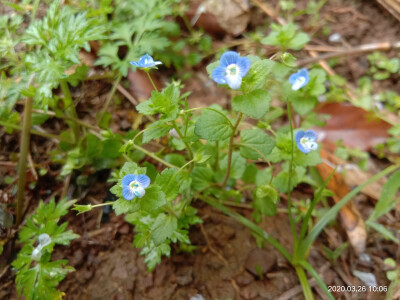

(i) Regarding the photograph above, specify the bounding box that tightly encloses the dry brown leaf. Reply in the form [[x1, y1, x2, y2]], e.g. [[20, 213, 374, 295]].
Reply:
[[320, 141, 384, 200], [188, 0, 250, 36], [317, 148, 367, 255], [127, 70, 161, 101], [315, 102, 391, 151]]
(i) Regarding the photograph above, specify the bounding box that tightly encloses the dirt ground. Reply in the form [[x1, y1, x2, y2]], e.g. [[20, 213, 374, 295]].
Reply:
[[1, 0, 400, 299]]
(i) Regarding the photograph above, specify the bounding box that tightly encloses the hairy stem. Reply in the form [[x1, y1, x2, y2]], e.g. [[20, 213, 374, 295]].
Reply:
[[222, 112, 243, 187], [286, 98, 298, 246], [16, 76, 35, 225], [145, 70, 158, 92]]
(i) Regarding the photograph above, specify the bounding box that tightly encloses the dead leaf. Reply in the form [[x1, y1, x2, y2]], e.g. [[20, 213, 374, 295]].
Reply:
[[188, 0, 250, 36], [316, 102, 391, 151], [127, 70, 161, 101], [317, 148, 367, 255], [320, 141, 385, 201]]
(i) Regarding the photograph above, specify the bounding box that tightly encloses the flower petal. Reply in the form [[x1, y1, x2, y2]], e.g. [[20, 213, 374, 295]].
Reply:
[[297, 142, 310, 154], [136, 174, 151, 189], [122, 174, 136, 187], [237, 56, 251, 77], [289, 72, 299, 85], [304, 130, 318, 142], [130, 61, 139, 67], [122, 186, 136, 200], [220, 51, 240, 68], [212, 66, 227, 84], [295, 130, 305, 144], [226, 73, 242, 89]]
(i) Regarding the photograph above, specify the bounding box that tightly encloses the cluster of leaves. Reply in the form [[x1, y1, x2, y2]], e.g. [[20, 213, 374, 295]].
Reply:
[[261, 22, 310, 51], [367, 51, 400, 80], [12, 198, 79, 300], [109, 162, 202, 271], [95, 0, 181, 76], [95, 53, 329, 270]]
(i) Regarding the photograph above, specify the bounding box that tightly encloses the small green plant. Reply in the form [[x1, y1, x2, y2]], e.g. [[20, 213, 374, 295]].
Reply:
[[368, 51, 400, 80], [384, 258, 400, 300], [261, 22, 310, 51], [12, 198, 79, 300]]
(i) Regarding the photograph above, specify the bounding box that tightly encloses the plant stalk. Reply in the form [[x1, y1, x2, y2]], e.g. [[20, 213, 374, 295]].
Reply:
[[222, 112, 243, 187], [60, 81, 80, 143], [295, 265, 314, 300], [16, 76, 36, 225]]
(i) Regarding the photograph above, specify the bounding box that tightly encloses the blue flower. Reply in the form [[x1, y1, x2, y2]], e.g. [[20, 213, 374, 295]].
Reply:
[[212, 51, 251, 90], [295, 130, 318, 154], [289, 68, 310, 91], [121, 174, 151, 200], [130, 54, 162, 69]]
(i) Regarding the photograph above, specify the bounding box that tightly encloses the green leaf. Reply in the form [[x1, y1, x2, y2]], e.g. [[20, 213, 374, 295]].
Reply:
[[290, 93, 318, 116], [366, 220, 398, 244], [113, 198, 140, 215], [294, 149, 322, 167], [369, 169, 400, 221], [101, 139, 122, 159], [151, 213, 178, 245], [232, 89, 271, 119], [194, 109, 233, 141], [139, 185, 167, 212], [273, 169, 299, 193], [240, 129, 275, 160], [252, 185, 279, 221], [142, 121, 172, 143], [191, 167, 214, 191], [220, 152, 246, 180], [241, 59, 275, 93], [155, 168, 180, 202], [72, 204, 93, 215], [137, 84, 180, 121]]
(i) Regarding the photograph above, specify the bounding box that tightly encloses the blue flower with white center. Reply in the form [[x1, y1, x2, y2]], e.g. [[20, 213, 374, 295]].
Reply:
[[130, 54, 162, 69], [289, 68, 310, 91], [121, 174, 151, 201], [212, 51, 251, 90], [295, 130, 318, 154]]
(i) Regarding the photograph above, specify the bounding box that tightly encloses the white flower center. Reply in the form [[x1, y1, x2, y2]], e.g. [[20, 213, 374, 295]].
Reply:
[[300, 137, 317, 151], [226, 64, 239, 77], [292, 76, 306, 90], [129, 181, 140, 189]]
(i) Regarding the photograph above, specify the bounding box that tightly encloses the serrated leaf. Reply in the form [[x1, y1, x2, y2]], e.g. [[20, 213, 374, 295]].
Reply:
[[139, 185, 167, 212], [194, 109, 233, 141], [151, 213, 178, 245], [191, 167, 214, 191], [241, 59, 275, 93], [232, 89, 271, 119], [240, 129, 275, 160], [142, 121, 172, 143]]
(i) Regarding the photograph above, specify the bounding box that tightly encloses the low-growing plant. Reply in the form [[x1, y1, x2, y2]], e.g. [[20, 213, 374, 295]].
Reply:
[[12, 198, 79, 300], [73, 49, 400, 300]]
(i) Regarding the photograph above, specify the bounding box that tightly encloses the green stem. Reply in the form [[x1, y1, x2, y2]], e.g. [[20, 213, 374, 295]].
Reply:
[[286, 98, 298, 245], [172, 121, 194, 170], [300, 260, 335, 300], [213, 141, 219, 171], [222, 112, 243, 187], [16, 98, 33, 225], [16, 75, 35, 225], [183, 107, 234, 130], [145, 70, 158, 92], [98, 74, 122, 123], [131, 144, 177, 169], [297, 168, 336, 254], [60, 81, 80, 143], [295, 265, 314, 300], [0, 121, 69, 142]]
